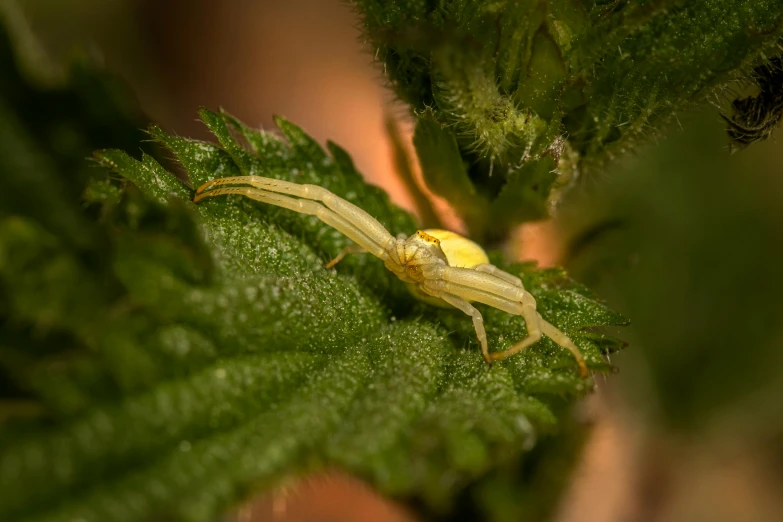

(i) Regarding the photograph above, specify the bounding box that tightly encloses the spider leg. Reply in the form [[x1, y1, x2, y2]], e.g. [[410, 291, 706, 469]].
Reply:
[[430, 268, 588, 376], [488, 312, 542, 361], [484, 297, 586, 377], [422, 286, 490, 363], [195, 176, 394, 250], [469, 266, 584, 372], [325, 243, 365, 269], [194, 187, 388, 258], [538, 318, 588, 377], [482, 292, 543, 365], [473, 263, 523, 287]]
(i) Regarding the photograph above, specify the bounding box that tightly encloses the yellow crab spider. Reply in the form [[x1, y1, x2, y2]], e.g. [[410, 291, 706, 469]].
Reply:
[[193, 176, 588, 377]]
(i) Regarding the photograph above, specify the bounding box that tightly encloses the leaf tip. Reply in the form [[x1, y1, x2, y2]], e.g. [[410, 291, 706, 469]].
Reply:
[[146, 124, 167, 142], [272, 114, 287, 127], [92, 149, 124, 171]]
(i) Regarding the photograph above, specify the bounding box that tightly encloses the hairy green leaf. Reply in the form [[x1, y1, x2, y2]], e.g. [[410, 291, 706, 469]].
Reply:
[[1, 102, 627, 522], [413, 109, 489, 238], [0, 18, 628, 521], [354, 0, 783, 240]]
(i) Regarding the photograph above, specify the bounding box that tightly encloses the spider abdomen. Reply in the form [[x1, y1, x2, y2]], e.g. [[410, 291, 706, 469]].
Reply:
[[421, 229, 489, 268]]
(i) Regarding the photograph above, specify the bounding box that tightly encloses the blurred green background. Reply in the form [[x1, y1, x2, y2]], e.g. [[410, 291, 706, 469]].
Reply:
[[557, 105, 783, 522], [2, 1, 783, 521], [561, 107, 783, 436]]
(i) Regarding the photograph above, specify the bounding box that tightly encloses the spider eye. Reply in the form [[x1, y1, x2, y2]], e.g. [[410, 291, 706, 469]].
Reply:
[[416, 230, 441, 244]]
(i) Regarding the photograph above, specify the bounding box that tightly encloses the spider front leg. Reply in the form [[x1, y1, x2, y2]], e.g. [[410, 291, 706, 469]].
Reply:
[[325, 234, 407, 269], [193, 176, 395, 260]]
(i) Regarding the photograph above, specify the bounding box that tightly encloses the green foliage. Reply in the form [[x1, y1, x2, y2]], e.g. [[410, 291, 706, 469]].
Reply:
[[353, 0, 783, 241], [0, 70, 627, 522], [0, 10, 630, 522]]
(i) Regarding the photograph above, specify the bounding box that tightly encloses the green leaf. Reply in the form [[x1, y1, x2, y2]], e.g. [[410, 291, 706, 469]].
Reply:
[[353, 0, 783, 238], [0, 21, 627, 516], [38, 111, 630, 521], [488, 155, 559, 235], [413, 110, 489, 238], [1, 106, 628, 522]]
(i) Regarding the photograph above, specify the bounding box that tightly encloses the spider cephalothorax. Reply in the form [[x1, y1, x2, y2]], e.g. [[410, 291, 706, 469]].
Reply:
[[387, 230, 449, 284], [194, 175, 587, 376]]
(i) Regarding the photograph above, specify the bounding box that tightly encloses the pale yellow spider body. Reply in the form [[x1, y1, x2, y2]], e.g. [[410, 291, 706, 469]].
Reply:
[[193, 176, 587, 376], [404, 229, 488, 308]]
